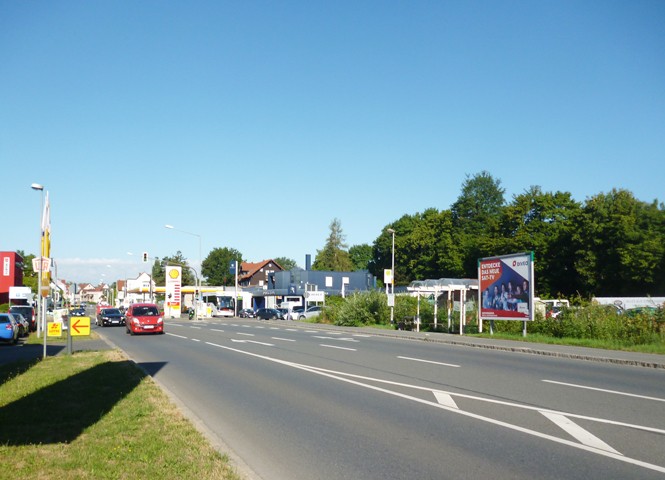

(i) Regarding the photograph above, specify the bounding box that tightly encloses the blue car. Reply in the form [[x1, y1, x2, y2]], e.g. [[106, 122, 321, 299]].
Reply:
[[0, 313, 19, 345]]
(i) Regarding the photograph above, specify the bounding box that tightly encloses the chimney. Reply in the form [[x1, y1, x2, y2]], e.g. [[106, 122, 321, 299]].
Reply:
[[305, 254, 311, 271]]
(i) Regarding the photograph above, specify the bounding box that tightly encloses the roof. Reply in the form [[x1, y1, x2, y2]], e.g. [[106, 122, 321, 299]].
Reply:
[[407, 278, 479, 291], [239, 259, 284, 282]]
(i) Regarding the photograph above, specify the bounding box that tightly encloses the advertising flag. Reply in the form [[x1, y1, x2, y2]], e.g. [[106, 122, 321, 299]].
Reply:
[[40, 191, 51, 295]]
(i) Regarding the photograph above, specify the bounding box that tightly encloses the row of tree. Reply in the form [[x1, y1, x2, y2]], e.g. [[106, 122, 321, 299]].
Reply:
[[16, 172, 665, 300], [366, 172, 665, 298]]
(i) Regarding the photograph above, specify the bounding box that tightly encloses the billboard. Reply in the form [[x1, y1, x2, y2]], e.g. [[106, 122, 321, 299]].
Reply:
[[479, 252, 534, 321]]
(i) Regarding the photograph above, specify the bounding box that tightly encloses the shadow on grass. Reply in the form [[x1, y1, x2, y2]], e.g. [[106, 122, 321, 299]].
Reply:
[[0, 360, 166, 445]]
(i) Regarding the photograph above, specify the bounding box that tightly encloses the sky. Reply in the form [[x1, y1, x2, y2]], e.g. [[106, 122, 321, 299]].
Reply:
[[2, 1, 664, 285]]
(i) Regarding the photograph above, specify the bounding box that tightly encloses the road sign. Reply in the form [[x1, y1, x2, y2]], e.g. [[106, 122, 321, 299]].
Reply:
[[47, 322, 62, 337], [70, 317, 91, 336]]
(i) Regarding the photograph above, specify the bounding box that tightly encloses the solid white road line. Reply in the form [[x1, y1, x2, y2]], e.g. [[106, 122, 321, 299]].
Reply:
[[398, 356, 460, 368], [543, 380, 665, 403], [272, 337, 296, 342]]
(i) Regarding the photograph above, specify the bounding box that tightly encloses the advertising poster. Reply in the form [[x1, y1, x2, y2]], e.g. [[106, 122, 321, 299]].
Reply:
[[479, 252, 534, 321]]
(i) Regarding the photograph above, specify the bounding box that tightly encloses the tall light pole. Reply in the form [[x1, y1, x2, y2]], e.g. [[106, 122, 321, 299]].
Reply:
[[165, 225, 202, 320], [31, 184, 44, 338], [387, 228, 396, 325]]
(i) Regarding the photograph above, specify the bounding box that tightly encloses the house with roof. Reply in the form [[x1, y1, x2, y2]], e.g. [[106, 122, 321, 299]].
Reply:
[[238, 260, 285, 288]]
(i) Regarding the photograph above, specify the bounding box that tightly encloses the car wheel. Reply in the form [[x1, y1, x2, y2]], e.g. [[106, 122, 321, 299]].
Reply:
[[271, 315, 277, 320], [299, 315, 305, 320]]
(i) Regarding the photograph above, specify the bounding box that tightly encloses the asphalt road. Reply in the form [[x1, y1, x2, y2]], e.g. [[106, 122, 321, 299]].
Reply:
[[92, 318, 665, 480]]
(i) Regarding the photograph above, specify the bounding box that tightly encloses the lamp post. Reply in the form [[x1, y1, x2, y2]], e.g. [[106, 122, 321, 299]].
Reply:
[[165, 225, 202, 320], [31, 184, 44, 335], [387, 228, 396, 325], [31, 183, 47, 358]]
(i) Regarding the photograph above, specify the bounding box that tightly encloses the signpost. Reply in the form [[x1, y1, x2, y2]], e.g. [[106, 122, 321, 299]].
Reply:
[[70, 317, 91, 336]]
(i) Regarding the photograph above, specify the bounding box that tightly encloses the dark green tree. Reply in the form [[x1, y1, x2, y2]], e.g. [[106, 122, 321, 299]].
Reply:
[[451, 171, 506, 277], [349, 244, 373, 271], [312, 218, 354, 271], [571, 189, 665, 296], [202, 247, 243, 286], [17, 250, 38, 292], [498, 186, 581, 297], [274, 257, 298, 271]]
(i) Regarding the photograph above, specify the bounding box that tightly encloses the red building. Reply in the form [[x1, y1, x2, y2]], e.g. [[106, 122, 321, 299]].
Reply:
[[0, 251, 25, 305]]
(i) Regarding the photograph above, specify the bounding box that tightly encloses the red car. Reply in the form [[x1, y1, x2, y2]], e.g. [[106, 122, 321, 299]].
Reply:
[[125, 303, 164, 335]]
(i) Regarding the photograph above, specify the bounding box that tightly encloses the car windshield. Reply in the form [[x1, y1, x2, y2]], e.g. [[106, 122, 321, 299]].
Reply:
[[103, 309, 121, 315], [133, 306, 159, 316]]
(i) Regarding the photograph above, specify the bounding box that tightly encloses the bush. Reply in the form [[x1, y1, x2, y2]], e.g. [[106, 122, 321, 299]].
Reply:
[[490, 303, 665, 346]]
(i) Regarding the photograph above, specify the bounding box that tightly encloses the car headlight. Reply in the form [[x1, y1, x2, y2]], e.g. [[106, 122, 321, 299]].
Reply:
[[157, 317, 163, 323], [131, 317, 139, 324]]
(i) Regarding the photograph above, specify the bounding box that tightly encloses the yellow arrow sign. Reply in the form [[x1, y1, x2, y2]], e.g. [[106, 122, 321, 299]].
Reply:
[[47, 322, 62, 337], [70, 317, 91, 336]]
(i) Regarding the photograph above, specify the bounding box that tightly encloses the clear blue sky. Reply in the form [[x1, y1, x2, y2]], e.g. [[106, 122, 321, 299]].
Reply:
[[2, 1, 664, 285]]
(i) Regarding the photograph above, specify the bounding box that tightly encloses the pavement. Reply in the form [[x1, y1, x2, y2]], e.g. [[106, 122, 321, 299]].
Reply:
[[2, 319, 663, 370]]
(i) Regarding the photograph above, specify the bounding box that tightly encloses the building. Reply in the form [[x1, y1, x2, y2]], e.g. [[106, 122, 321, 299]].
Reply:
[[245, 253, 376, 309], [238, 260, 285, 288], [0, 251, 25, 305]]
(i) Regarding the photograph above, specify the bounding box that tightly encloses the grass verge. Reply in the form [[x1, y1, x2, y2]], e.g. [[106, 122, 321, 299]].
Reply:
[[467, 332, 665, 354], [0, 349, 241, 480]]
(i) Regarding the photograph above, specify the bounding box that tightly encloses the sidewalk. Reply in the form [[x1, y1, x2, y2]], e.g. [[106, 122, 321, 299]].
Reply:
[[281, 320, 665, 370]]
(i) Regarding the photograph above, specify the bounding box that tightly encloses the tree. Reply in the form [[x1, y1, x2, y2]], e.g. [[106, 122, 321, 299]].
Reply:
[[202, 247, 243, 286], [571, 189, 665, 296], [153, 251, 195, 286], [451, 171, 505, 234], [349, 244, 373, 271], [17, 250, 38, 293], [451, 171, 506, 276], [312, 218, 354, 271], [369, 209, 464, 286], [274, 257, 298, 271], [498, 186, 581, 297]]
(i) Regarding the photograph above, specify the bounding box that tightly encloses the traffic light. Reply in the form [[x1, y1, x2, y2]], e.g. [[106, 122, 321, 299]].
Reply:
[[142, 252, 148, 263]]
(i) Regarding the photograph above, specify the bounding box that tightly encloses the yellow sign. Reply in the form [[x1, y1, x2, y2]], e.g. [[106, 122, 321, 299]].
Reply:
[[47, 322, 62, 337], [70, 317, 91, 336]]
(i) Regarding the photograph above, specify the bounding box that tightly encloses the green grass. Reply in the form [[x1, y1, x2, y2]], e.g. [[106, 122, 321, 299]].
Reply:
[[467, 331, 665, 354], [0, 350, 241, 480]]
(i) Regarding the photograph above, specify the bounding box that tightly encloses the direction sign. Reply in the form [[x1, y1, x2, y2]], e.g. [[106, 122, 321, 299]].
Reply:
[[70, 317, 91, 336]]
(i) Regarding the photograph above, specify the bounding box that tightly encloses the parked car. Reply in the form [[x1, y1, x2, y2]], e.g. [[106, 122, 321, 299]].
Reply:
[[255, 308, 281, 320], [125, 303, 164, 335], [9, 305, 36, 331], [97, 308, 126, 327], [0, 313, 19, 345], [238, 308, 255, 318], [298, 306, 322, 320], [11, 313, 30, 337]]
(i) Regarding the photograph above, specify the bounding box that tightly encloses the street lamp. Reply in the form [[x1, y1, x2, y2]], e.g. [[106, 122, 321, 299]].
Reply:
[[387, 228, 396, 325], [165, 225, 202, 320], [31, 183, 47, 359]]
